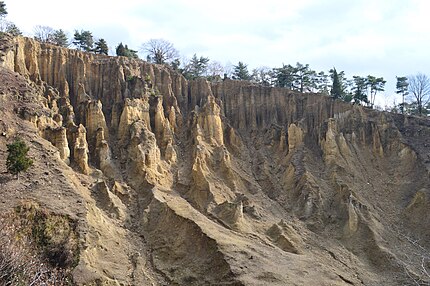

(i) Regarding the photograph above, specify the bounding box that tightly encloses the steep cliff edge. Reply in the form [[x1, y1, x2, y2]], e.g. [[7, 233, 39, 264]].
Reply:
[[0, 35, 429, 285]]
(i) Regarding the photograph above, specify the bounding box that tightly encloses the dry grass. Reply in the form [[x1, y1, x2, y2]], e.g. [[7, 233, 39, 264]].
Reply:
[[0, 202, 78, 286]]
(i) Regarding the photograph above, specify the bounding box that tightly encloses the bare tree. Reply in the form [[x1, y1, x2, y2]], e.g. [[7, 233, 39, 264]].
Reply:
[[206, 60, 224, 80], [251, 66, 273, 86], [408, 73, 430, 116], [387, 222, 430, 285], [141, 39, 179, 64], [223, 62, 234, 79], [33, 25, 55, 43]]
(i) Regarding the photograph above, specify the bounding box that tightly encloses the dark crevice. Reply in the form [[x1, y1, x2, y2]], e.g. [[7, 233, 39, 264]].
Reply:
[[338, 274, 355, 285]]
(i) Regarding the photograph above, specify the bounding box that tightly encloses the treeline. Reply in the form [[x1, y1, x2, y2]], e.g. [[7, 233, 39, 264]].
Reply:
[[0, 1, 21, 36], [1, 1, 429, 116], [136, 39, 389, 107]]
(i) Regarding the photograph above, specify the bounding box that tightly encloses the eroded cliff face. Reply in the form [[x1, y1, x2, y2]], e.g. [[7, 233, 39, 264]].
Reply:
[[0, 35, 429, 285]]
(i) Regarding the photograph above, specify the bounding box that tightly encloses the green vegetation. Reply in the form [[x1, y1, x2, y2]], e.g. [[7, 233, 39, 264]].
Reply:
[[144, 73, 152, 85], [4, 22, 20, 36], [182, 54, 210, 80], [52, 29, 69, 47], [94, 38, 109, 55], [396, 76, 409, 114], [0, 2, 22, 36], [34, 26, 69, 47], [150, 87, 161, 97], [73, 30, 94, 52], [367, 75, 386, 108], [272, 62, 329, 93], [232, 61, 251, 81], [330, 68, 342, 99], [352, 76, 369, 105], [116, 42, 138, 58], [0, 202, 78, 285], [273, 64, 296, 88], [126, 75, 137, 82], [6, 137, 33, 179], [0, 1, 7, 17], [1, 0, 426, 116], [14, 203, 80, 268]]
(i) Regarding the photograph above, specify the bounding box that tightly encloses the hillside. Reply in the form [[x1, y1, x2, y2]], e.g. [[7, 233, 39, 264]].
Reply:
[[0, 34, 429, 286]]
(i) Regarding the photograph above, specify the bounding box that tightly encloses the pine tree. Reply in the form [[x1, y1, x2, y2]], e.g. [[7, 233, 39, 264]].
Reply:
[[330, 68, 342, 99], [170, 58, 181, 71], [94, 38, 109, 55], [0, 2, 21, 37], [73, 30, 94, 52], [396, 76, 409, 114], [5, 23, 21, 36], [51, 29, 69, 47], [316, 71, 330, 95], [292, 62, 317, 93], [124, 45, 138, 59], [273, 64, 296, 88], [367, 75, 386, 108], [352, 76, 369, 105], [232, 61, 251, 80], [183, 54, 209, 79], [0, 1, 7, 18], [6, 138, 33, 179], [116, 42, 125, 56], [116, 42, 138, 58]]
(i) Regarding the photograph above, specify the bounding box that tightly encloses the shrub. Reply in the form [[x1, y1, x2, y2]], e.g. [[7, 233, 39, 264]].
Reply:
[[6, 137, 33, 178]]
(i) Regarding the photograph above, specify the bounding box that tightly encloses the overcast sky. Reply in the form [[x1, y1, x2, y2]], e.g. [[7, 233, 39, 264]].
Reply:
[[5, 0, 430, 107]]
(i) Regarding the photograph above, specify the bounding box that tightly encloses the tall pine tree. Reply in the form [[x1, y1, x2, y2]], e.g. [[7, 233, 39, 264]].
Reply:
[[396, 76, 408, 114], [352, 76, 369, 105], [52, 29, 69, 47], [73, 30, 94, 52], [367, 75, 386, 108], [330, 68, 342, 99], [94, 38, 109, 55], [232, 61, 251, 80], [183, 54, 209, 79]]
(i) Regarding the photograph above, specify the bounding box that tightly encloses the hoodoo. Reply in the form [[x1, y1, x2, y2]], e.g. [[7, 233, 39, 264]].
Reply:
[[0, 35, 429, 285]]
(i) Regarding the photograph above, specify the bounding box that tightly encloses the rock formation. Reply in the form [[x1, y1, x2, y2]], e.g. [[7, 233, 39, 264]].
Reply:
[[0, 34, 429, 285]]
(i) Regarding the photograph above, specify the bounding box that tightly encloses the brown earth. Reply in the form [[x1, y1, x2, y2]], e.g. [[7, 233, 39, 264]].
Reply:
[[0, 34, 429, 285]]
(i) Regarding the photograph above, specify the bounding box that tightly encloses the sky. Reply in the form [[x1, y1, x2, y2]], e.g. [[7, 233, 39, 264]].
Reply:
[[5, 0, 430, 107]]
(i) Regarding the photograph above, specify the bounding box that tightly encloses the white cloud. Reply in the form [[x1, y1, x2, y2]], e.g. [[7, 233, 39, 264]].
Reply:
[[4, 0, 430, 106]]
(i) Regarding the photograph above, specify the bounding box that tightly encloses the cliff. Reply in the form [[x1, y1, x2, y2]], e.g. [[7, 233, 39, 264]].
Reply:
[[0, 34, 429, 285]]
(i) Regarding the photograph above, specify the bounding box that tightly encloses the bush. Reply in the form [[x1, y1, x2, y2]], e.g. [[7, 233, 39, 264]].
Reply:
[[6, 137, 33, 178]]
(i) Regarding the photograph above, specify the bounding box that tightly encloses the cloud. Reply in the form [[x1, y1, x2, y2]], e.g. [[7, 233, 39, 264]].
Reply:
[[5, 0, 430, 106]]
